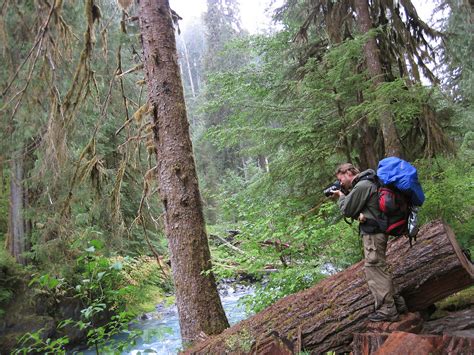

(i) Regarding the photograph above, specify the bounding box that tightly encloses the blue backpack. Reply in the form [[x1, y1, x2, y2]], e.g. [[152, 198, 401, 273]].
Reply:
[[376, 157, 425, 244], [377, 157, 425, 206]]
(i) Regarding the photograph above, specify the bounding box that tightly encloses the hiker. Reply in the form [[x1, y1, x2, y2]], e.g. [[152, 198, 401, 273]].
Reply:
[[332, 163, 407, 322]]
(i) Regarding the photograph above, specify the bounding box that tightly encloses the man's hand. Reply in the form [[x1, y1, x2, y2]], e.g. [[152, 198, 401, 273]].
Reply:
[[331, 190, 345, 199]]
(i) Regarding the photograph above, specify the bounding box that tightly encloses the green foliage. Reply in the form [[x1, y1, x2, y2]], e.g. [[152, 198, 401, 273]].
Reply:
[[29, 273, 64, 290], [15, 242, 168, 354], [1, 0, 167, 272], [69, 240, 171, 318], [417, 155, 474, 253], [203, 30, 442, 215], [0, 248, 24, 317], [200, 16, 469, 316], [1, 2, 473, 351], [209, 169, 363, 312], [80, 311, 144, 354], [232, 210, 361, 312], [242, 266, 324, 313], [442, 0, 474, 105], [112, 255, 173, 314], [13, 329, 69, 355], [72, 240, 129, 311], [433, 286, 474, 318]]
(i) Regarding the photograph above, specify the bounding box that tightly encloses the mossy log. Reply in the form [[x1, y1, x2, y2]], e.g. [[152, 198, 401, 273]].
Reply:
[[186, 220, 474, 354]]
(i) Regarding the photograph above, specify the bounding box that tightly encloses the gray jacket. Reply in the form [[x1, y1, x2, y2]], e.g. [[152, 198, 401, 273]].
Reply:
[[337, 169, 384, 232]]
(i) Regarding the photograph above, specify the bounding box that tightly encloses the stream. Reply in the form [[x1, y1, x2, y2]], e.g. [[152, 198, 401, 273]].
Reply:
[[75, 284, 253, 354]]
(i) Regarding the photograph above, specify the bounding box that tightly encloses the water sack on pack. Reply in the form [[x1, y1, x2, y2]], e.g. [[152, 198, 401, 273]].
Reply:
[[377, 157, 425, 206]]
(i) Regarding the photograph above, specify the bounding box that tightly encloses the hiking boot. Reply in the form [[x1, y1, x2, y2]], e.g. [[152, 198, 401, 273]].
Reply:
[[368, 312, 399, 322], [394, 294, 408, 314]]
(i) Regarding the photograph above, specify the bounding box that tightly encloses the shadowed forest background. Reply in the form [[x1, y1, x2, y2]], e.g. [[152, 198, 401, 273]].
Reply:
[[0, 0, 473, 353]]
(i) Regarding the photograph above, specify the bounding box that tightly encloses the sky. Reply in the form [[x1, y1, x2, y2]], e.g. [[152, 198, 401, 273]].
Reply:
[[169, 0, 284, 34], [169, 0, 439, 34]]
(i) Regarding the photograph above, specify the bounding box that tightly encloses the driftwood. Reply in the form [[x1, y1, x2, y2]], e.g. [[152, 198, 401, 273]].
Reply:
[[186, 221, 474, 354]]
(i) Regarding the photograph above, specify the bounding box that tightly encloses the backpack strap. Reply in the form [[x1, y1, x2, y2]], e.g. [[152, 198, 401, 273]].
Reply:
[[353, 171, 380, 188], [353, 173, 387, 235]]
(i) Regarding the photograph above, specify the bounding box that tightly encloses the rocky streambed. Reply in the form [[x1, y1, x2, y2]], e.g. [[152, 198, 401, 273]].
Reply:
[[74, 283, 254, 354]]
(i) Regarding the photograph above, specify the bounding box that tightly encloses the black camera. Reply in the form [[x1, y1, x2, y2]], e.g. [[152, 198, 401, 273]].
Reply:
[[323, 180, 342, 197]]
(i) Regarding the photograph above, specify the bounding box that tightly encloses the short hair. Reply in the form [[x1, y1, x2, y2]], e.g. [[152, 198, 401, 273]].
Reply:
[[335, 163, 360, 176]]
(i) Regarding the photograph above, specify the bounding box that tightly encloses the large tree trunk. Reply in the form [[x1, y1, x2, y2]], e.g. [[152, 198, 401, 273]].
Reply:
[[186, 221, 473, 354], [358, 117, 379, 169], [354, 0, 401, 158], [7, 154, 27, 265], [138, 0, 229, 344]]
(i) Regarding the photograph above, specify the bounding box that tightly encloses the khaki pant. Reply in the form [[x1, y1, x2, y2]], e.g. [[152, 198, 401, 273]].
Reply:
[[362, 233, 406, 316]]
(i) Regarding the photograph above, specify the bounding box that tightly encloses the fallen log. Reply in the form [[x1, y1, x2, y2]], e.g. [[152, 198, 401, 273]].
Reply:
[[186, 221, 473, 354], [353, 331, 474, 355], [352, 308, 474, 355], [364, 312, 424, 334], [422, 308, 474, 336]]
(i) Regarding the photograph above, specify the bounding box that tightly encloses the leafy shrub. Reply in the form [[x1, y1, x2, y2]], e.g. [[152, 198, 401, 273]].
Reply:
[[242, 266, 325, 313], [113, 255, 173, 314], [417, 155, 474, 254], [211, 178, 363, 313], [12, 330, 69, 355], [18, 241, 162, 353]]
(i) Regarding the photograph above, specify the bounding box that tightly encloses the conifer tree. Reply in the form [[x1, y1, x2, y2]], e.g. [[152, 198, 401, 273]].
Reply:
[[288, 0, 448, 162], [354, 0, 401, 157], [137, 0, 229, 343]]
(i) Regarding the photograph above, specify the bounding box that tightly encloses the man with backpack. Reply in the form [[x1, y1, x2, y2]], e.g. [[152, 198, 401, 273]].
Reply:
[[332, 163, 408, 322]]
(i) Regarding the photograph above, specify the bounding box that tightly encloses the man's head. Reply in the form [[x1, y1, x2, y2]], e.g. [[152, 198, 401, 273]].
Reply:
[[335, 163, 360, 191]]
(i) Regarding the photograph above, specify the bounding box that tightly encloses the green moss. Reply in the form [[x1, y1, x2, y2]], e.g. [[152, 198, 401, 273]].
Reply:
[[126, 285, 165, 314], [317, 306, 334, 319], [225, 327, 254, 352], [431, 286, 474, 319]]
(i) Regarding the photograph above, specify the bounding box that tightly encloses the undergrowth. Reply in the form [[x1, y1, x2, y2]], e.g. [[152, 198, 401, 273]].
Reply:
[[0, 248, 25, 318]]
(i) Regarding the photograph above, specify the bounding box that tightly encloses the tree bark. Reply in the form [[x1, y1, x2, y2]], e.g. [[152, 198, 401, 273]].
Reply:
[[257, 155, 269, 173], [185, 221, 474, 354], [354, 0, 401, 158], [137, 0, 229, 344], [7, 153, 27, 265], [353, 331, 474, 355], [423, 308, 474, 335], [358, 117, 379, 169]]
